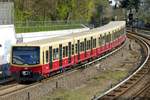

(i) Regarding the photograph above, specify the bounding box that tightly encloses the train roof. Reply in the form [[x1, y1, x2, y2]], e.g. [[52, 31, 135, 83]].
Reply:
[[13, 21, 125, 47]]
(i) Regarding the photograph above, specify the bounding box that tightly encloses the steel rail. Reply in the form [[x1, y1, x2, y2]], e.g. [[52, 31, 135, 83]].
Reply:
[[94, 32, 150, 100]]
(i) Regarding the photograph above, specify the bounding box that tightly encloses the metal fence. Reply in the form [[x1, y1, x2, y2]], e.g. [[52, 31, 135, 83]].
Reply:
[[15, 20, 88, 33], [0, 1, 14, 25]]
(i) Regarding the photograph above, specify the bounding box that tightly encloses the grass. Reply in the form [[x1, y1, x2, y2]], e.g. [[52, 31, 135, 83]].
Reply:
[[15, 22, 86, 33], [41, 70, 128, 100]]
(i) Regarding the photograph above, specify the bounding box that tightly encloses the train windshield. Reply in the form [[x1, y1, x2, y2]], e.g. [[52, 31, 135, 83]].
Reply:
[[12, 47, 40, 65]]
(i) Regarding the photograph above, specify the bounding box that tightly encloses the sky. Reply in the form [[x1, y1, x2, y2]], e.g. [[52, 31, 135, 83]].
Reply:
[[109, 0, 116, 6]]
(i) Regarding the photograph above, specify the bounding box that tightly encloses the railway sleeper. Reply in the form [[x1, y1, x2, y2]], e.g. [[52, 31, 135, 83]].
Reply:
[[129, 78, 137, 81], [106, 94, 116, 97], [133, 75, 140, 78], [125, 81, 133, 85], [137, 72, 146, 75], [119, 85, 128, 88], [113, 89, 122, 92]]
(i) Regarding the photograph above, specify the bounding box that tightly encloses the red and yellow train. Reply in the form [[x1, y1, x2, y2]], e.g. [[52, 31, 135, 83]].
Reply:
[[10, 21, 126, 82]]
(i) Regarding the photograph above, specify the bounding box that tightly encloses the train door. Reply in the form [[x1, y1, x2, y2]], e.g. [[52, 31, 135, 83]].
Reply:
[[59, 44, 62, 67], [49, 46, 53, 69], [68, 42, 71, 63]]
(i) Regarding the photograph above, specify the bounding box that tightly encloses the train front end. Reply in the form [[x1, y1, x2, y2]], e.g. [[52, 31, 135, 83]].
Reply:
[[10, 46, 42, 82]]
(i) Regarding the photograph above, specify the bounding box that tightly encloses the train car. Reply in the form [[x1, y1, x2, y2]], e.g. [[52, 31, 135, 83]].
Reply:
[[10, 21, 126, 82], [0, 25, 16, 77]]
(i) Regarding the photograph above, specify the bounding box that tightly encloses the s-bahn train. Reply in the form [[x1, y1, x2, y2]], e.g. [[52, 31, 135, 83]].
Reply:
[[10, 21, 126, 82]]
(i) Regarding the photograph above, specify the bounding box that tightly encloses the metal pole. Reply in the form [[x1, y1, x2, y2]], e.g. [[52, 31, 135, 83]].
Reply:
[[27, 92, 30, 100]]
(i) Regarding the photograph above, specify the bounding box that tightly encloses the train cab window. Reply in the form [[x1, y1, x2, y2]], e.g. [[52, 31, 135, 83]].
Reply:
[[46, 50, 49, 63], [12, 47, 40, 65]]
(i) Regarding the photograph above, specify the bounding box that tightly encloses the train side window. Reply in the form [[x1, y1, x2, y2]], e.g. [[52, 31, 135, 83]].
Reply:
[[81, 42, 84, 52], [56, 48, 59, 59], [0, 44, 1, 47], [77, 40, 80, 54], [99, 35, 101, 46], [109, 33, 111, 42], [46, 50, 49, 63], [93, 39, 96, 48], [84, 38, 86, 51], [98, 37, 100, 46], [49, 46, 52, 69], [63, 47, 65, 57], [91, 37, 93, 49], [72, 44, 74, 55], [83, 42, 85, 51], [107, 34, 109, 42], [88, 40, 91, 49], [82, 42, 84, 51], [66, 46, 68, 57], [102, 35, 105, 45], [112, 31, 114, 40], [53, 49, 56, 60], [80, 42, 82, 52], [75, 44, 77, 54], [86, 41, 88, 50], [43, 52, 44, 64], [68, 42, 71, 56]]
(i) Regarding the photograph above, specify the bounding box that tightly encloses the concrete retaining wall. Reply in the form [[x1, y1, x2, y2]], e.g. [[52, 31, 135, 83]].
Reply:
[[16, 28, 90, 43]]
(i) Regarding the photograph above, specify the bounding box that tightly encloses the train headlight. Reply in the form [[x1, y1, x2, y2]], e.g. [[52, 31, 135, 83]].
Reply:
[[22, 71, 31, 76]]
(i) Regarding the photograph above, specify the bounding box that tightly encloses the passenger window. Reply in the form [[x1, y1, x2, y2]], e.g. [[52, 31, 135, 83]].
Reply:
[[84, 38, 86, 51], [68, 42, 71, 57], [66, 46, 68, 57], [80, 42, 82, 52], [77, 40, 80, 53], [82, 42, 84, 51], [75, 44, 77, 54], [63, 47, 65, 57], [86, 41, 88, 50], [93, 39, 96, 48], [43, 52, 44, 64], [91, 37, 93, 49], [46, 50, 49, 63], [53, 48, 59, 60], [72, 44, 74, 55]]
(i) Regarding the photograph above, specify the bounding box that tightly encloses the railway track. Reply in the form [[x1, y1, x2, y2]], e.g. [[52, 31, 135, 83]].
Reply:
[[94, 29, 150, 100]]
